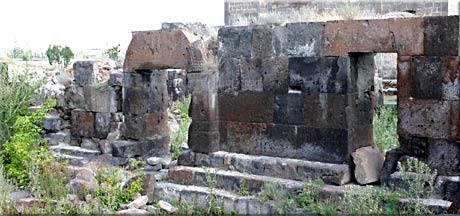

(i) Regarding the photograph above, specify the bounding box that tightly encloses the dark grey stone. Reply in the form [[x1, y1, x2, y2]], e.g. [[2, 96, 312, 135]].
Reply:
[[273, 22, 325, 57], [251, 25, 273, 58], [218, 91, 274, 123], [71, 110, 94, 137], [186, 72, 218, 93], [144, 135, 170, 157], [108, 72, 123, 86], [411, 56, 443, 100], [424, 16, 459, 56], [124, 114, 146, 140], [74, 61, 97, 87], [188, 131, 220, 153], [218, 26, 253, 59], [43, 115, 61, 132], [218, 58, 241, 92], [274, 94, 304, 125], [81, 138, 99, 151], [112, 140, 142, 158], [94, 112, 111, 139], [380, 148, 406, 184], [83, 86, 119, 113]]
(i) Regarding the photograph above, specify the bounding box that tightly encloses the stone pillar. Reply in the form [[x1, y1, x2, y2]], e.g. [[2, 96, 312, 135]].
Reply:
[[120, 71, 170, 158]]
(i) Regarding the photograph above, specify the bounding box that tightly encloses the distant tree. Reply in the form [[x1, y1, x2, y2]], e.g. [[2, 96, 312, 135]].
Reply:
[[106, 44, 120, 61], [7, 47, 31, 61], [46, 45, 74, 70]]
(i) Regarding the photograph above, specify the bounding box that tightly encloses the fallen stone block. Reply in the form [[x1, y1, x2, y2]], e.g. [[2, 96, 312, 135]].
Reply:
[[158, 200, 178, 214], [127, 195, 148, 209], [380, 148, 406, 184], [116, 208, 149, 215], [352, 146, 384, 185], [81, 138, 99, 151]]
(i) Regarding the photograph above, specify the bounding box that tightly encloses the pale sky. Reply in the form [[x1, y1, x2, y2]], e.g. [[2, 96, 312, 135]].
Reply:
[[0, 0, 225, 55]]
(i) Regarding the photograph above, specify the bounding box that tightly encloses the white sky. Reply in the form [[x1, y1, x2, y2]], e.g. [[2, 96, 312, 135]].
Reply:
[[0, 0, 225, 55]]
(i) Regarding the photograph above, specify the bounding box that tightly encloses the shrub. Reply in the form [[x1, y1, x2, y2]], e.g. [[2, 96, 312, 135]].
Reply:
[[170, 96, 191, 160], [0, 70, 41, 144], [373, 105, 398, 153], [260, 182, 296, 215], [0, 99, 55, 188]]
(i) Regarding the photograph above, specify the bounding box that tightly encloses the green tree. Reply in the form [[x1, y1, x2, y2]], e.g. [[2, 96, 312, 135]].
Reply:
[[105, 44, 120, 61], [45, 45, 74, 70]]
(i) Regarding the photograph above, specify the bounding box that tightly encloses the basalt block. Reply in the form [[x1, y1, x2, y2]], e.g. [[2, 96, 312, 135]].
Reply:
[[186, 72, 218, 93], [189, 91, 218, 121], [424, 16, 459, 56], [71, 110, 94, 137], [111, 140, 142, 158], [260, 124, 297, 158], [218, 26, 253, 59], [144, 135, 170, 157], [94, 112, 111, 139], [218, 58, 241, 92], [224, 122, 265, 155], [83, 86, 119, 113], [74, 61, 99, 87], [124, 114, 146, 140], [288, 57, 352, 94], [273, 22, 325, 57], [274, 94, 304, 125], [146, 112, 169, 137], [303, 93, 348, 129], [218, 91, 274, 123], [251, 26, 273, 58], [188, 131, 220, 153], [324, 18, 423, 56], [398, 99, 460, 140]]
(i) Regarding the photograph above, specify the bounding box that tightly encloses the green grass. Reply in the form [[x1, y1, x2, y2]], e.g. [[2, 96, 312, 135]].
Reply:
[[170, 96, 191, 161], [373, 105, 398, 153]]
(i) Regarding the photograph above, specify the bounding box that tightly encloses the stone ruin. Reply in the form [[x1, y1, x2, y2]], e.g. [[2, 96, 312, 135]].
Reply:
[[44, 16, 460, 213]]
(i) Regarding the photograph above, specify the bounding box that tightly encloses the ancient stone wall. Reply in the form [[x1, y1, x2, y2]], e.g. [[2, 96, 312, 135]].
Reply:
[[225, 0, 451, 25], [186, 16, 460, 175]]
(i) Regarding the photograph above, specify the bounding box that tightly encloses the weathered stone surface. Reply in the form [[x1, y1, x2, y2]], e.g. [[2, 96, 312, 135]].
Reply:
[[397, 56, 414, 99], [261, 57, 289, 93], [71, 110, 94, 137], [122, 87, 149, 114], [112, 140, 142, 158], [74, 61, 99, 87], [274, 94, 304, 125], [424, 16, 459, 56], [64, 85, 85, 110], [8, 191, 32, 201], [124, 114, 145, 140], [352, 146, 384, 185], [218, 91, 274, 123], [188, 131, 220, 153], [94, 112, 111, 139], [169, 166, 195, 185], [296, 126, 349, 163], [146, 112, 169, 136], [189, 91, 218, 121], [43, 115, 61, 132], [218, 58, 241, 92], [127, 195, 148, 209], [108, 72, 123, 86], [158, 200, 178, 214], [124, 29, 201, 72], [426, 139, 460, 176], [189, 120, 219, 132], [44, 131, 71, 146], [288, 57, 351, 94], [260, 124, 297, 158], [69, 179, 97, 195], [83, 86, 119, 113], [303, 93, 348, 129], [218, 26, 253, 59], [116, 208, 149, 215], [81, 138, 99, 151], [398, 99, 459, 140], [380, 148, 406, 184], [240, 58, 263, 91], [144, 135, 170, 156], [224, 122, 264, 154], [324, 18, 423, 56], [251, 25, 273, 58], [99, 140, 112, 154], [186, 72, 218, 93], [273, 22, 325, 57]]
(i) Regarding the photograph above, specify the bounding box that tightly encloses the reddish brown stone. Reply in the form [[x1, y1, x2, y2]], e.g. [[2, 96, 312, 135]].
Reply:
[[146, 112, 169, 137], [397, 56, 413, 100], [218, 91, 274, 123], [324, 18, 423, 56], [123, 30, 202, 72], [168, 166, 195, 185], [71, 110, 94, 137], [225, 121, 265, 155]]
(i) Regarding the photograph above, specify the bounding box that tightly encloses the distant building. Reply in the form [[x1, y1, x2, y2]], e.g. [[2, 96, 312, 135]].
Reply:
[[225, 0, 460, 25]]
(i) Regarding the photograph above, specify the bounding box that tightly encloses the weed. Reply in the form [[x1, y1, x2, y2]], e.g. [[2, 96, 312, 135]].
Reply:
[[296, 179, 325, 209], [260, 182, 296, 215], [203, 168, 225, 215], [398, 158, 440, 215], [170, 96, 191, 160], [237, 179, 250, 196], [373, 105, 398, 153]]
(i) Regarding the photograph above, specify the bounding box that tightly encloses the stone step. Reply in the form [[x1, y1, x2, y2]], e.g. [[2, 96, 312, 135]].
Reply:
[[178, 150, 351, 185], [49, 143, 101, 159], [54, 154, 90, 166], [154, 182, 308, 215], [169, 166, 305, 196]]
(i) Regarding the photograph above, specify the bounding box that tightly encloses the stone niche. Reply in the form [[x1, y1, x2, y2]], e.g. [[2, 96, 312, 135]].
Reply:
[[186, 16, 460, 175]]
